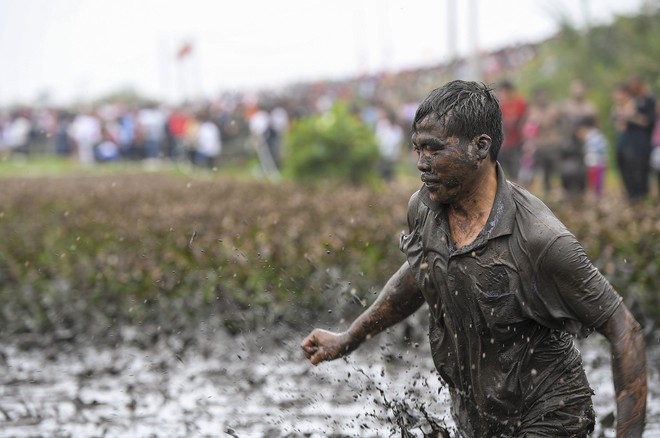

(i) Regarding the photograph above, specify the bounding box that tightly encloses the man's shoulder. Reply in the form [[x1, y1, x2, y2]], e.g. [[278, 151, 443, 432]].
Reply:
[[405, 188, 423, 215], [507, 182, 571, 243], [407, 188, 428, 219], [406, 187, 444, 228], [407, 186, 438, 213], [407, 188, 422, 210]]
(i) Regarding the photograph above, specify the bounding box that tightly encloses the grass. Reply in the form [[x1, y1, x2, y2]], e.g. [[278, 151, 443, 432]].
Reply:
[[0, 155, 264, 181], [1, 154, 659, 339], [0, 155, 87, 178]]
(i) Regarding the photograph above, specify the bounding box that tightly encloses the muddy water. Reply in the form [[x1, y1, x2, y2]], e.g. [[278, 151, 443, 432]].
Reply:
[[1, 326, 659, 438]]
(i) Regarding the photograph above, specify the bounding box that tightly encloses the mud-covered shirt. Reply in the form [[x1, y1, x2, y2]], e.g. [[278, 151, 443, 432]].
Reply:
[[399, 164, 622, 437]]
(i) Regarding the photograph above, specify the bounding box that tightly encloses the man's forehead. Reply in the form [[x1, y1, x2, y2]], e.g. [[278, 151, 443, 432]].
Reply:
[[417, 108, 455, 127], [412, 126, 455, 144], [413, 124, 446, 137], [415, 113, 449, 131]]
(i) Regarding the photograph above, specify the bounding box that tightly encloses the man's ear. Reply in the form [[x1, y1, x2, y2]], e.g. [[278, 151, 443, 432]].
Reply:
[[475, 134, 492, 160]]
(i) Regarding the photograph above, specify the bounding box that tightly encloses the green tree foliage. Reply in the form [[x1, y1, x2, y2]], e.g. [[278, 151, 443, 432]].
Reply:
[[282, 101, 380, 186], [519, 4, 660, 107]]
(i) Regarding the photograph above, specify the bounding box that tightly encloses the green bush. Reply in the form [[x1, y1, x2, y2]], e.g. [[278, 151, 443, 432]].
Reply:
[[0, 174, 411, 338], [0, 173, 658, 339], [282, 101, 380, 186]]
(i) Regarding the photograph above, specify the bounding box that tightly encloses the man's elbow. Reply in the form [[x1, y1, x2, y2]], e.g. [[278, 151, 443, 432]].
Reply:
[[598, 304, 644, 346]]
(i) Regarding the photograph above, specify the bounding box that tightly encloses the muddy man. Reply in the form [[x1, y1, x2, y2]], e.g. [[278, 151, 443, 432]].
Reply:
[[302, 80, 647, 437]]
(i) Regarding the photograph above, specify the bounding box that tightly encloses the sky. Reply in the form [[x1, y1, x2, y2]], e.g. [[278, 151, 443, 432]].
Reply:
[[0, 0, 649, 107]]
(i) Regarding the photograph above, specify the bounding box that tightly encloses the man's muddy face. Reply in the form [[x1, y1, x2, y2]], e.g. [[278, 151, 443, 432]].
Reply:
[[412, 116, 482, 204]]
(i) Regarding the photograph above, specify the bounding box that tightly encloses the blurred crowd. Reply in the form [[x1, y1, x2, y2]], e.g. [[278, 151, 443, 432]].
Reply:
[[0, 43, 535, 173], [0, 101, 272, 171], [1, 40, 659, 203], [497, 75, 660, 204]]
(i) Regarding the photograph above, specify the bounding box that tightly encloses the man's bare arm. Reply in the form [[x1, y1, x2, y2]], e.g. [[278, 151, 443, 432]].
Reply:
[[597, 304, 647, 438], [346, 261, 425, 346], [301, 262, 425, 364]]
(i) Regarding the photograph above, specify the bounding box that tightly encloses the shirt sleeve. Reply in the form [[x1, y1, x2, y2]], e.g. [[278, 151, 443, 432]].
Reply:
[[533, 233, 623, 336]]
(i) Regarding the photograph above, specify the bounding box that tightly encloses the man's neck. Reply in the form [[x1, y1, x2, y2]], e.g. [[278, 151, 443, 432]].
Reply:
[[447, 167, 498, 249]]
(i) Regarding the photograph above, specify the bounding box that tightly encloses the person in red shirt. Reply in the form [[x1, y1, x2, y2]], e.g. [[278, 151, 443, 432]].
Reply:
[[165, 108, 191, 160], [497, 80, 528, 182]]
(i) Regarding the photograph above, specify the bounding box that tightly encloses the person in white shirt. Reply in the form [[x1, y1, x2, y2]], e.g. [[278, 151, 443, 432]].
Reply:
[[69, 110, 101, 166], [195, 113, 221, 169], [375, 110, 404, 182]]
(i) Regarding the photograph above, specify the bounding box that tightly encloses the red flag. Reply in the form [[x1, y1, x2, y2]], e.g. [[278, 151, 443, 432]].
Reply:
[[177, 42, 193, 60]]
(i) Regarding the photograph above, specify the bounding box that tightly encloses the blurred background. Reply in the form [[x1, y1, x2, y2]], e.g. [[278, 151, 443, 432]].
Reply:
[[0, 0, 650, 105], [2, 1, 660, 437], [1, 0, 659, 191]]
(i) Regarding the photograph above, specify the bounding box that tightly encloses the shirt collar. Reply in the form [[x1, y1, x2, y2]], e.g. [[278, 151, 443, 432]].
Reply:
[[484, 162, 516, 240]]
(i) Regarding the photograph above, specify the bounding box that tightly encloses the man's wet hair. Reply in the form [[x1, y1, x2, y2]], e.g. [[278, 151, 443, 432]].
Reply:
[[413, 80, 504, 161]]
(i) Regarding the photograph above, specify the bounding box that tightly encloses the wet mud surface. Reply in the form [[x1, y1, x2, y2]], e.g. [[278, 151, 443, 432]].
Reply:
[[1, 327, 659, 438]]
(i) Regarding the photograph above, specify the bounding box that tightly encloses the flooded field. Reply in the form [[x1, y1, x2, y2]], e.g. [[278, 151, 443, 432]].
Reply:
[[1, 325, 659, 438]]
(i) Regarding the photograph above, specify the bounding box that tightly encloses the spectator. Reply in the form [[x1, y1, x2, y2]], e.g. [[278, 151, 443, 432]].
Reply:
[[561, 79, 597, 199], [165, 107, 190, 160], [612, 78, 657, 202], [266, 106, 289, 170], [95, 139, 120, 162], [137, 104, 166, 160], [497, 80, 527, 181], [69, 109, 101, 166], [622, 75, 656, 201], [194, 112, 221, 169], [54, 111, 73, 157], [518, 120, 536, 189], [95, 122, 120, 162], [182, 112, 199, 164], [576, 115, 608, 199], [249, 108, 279, 177], [523, 87, 563, 197], [374, 110, 404, 182], [116, 108, 137, 160], [0, 111, 9, 159], [651, 104, 660, 198], [5, 111, 32, 157]]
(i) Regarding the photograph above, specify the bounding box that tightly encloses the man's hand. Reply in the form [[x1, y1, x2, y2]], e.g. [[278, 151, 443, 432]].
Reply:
[[301, 263, 424, 366], [300, 329, 356, 365]]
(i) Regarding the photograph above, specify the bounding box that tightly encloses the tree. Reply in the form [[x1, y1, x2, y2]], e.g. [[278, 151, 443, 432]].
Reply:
[[282, 101, 380, 186]]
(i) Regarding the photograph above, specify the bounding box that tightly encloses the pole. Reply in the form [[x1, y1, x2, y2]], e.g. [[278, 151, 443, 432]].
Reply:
[[447, 0, 457, 76], [467, 0, 481, 81]]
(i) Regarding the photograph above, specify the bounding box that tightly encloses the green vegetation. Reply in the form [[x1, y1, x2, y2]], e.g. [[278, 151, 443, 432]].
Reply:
[[282, 101, 380, 186], [0, 156, 95, 178], [1, 170, 658, 340], [516, 4, 660, 142], [0, 172, 411, 338]]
